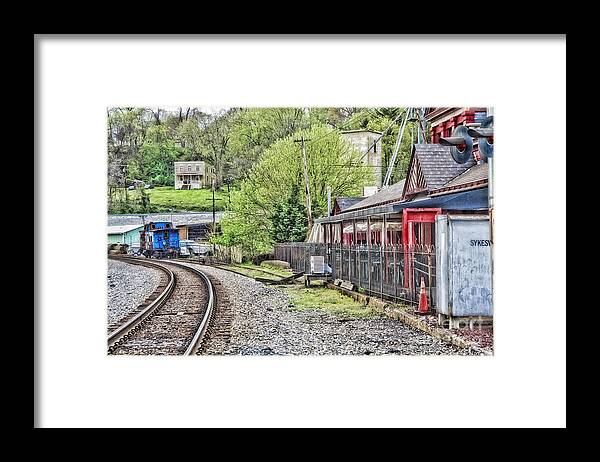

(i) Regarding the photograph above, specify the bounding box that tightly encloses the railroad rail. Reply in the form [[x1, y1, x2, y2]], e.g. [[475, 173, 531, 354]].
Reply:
[[107, 256, 215, 355]]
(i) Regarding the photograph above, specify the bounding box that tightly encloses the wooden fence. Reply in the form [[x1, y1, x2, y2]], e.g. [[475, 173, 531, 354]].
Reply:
[[213, 244, 243, 264]]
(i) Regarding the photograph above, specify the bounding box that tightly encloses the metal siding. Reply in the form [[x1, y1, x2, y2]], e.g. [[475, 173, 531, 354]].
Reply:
[[107, 234, 122, 244], [435, 215, 450, 315], [169, 229, 180, 249], [123, 229, 140, 246], [448, 216, 493, 317]]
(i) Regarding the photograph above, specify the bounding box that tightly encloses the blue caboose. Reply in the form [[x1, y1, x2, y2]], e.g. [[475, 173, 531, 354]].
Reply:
[[139, 221, 180, 258]]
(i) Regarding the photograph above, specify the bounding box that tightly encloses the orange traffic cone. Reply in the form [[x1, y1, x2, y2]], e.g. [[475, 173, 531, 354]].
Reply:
[[417, 277, 428, 314]]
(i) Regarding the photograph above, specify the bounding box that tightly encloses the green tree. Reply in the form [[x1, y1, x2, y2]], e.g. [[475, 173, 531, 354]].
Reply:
[[226, 107, 309, 180], [270, 184, 307, 243], [213, 124, 373, 256], [127, 125, 181, 186]]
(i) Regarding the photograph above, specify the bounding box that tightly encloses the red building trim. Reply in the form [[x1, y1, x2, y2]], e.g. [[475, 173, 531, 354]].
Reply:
[[402, 208, 442, 292]]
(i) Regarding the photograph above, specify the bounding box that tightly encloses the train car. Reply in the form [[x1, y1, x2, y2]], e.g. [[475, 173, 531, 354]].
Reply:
[[139, 221, 180, 258]]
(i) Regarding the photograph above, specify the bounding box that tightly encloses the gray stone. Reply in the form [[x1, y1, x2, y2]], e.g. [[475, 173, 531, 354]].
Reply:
[[186, 264, 482, 356], [107, 259, 162, 332], [341, 281, 355, 291]]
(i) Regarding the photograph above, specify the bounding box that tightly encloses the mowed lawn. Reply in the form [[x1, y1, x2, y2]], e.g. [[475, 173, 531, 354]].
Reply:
[[120, 186, 229, 211]]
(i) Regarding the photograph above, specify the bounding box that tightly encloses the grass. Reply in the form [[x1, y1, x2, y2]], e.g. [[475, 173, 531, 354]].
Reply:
[[239, 262, 293, 278], [218, 261, 379, 318], [147, 186, 229, 211], [216, 264, 281, 281], [113, 186, 229, 212], [281, 284, 380, 318]]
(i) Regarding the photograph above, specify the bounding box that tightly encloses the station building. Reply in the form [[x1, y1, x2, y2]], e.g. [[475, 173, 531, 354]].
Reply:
[[277, 107, 494, 327]]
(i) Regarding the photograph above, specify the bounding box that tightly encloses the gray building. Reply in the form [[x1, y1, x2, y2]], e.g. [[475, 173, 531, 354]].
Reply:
[[341, 129, 383, 188], [174, 161, 215, 190]]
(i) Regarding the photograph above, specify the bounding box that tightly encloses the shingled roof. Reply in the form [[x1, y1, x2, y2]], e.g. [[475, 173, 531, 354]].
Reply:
[[334, 197, 364, 213], [331, 144, 479, 215], [344, 179, 406, 212], [430, 162, 488, 196], [404, 144, 476, 197]]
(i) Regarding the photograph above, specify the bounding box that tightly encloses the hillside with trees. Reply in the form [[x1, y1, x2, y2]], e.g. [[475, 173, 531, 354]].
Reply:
[[107, 107, 428, 254]]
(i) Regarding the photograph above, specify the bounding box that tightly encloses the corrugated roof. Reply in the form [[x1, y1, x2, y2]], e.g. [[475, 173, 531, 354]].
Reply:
[[412, 144, 476, 192], [108, 212, 224, 227], [107, 224, 144, 235], [344, 179, 406, 212], [334, 197, 364, 212], [437, 162, 488, 190]]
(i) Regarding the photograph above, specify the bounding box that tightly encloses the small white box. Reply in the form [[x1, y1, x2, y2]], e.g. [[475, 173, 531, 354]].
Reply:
[[310, 256, 325, 274]]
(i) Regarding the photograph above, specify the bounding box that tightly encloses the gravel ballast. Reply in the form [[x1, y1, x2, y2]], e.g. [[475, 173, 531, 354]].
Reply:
[[198, 265, 482, 355], [107, 259, 162, 329]]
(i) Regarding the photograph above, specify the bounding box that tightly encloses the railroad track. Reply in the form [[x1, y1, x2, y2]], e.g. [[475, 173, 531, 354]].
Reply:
[[107, 256, 215, 355]]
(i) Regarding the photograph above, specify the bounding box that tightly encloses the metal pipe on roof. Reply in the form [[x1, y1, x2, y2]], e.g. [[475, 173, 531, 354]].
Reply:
[[383, 108, 412, 188]]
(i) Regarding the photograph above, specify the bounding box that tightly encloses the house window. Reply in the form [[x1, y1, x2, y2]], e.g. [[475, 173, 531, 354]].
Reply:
[[196, 165, 200, 171], [188, 165, 192, 172]]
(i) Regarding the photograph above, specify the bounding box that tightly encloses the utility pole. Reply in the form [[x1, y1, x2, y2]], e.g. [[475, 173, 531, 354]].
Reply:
[[205, 184, 223, 236], [293, 135, 313, 229], [212, 178, 216, 232], [118, 163, 128, 202]]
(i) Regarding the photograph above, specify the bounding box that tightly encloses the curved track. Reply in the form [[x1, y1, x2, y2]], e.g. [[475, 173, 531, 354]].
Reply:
[[107, 256, 214, 355]]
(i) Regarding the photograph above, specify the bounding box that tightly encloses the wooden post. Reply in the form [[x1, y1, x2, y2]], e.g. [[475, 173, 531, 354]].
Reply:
[[367, 220, 371, 294], [211, 179, 216, 232], [341, 236, 345, 280], [358, 243, 361, 289], [380, 244, 384, 299], [348, 242, 351, 281], [393, 245, 398, 301], [427, 253, 432, 306], [366, 217, 371, 295]]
